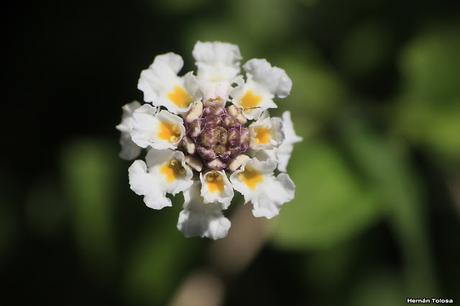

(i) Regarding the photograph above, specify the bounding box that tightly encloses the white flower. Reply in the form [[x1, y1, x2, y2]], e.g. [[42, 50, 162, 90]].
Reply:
[[276, 111, 303, 172], [192, 41, 242, 100], [231, 58, 292, 120], [131, 105, 185, 150], [118, 41, 301, 239], [177, 181, 231, 239], [116, 101, 142, 160], [128, 148, 193, 209], [230, 158, 295, 219], [138, 53, 197, 114], [249, 111, 284, 151], [252, 111, 303, 172], [200, 170, 234, 209]]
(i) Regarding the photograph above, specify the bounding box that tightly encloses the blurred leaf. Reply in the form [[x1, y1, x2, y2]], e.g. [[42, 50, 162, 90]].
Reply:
[[154, 0, 211, 13], [25, 177, 67, 239], [339, 22, 393, 77], [396, 27, 460, 161], [342, 119, 437, 295], [304, 241, 358, 292], [123, 201, 200, 306], [272, 140, 381, 250], [347, 270, 405, 306], [278, 51, 348, 119], [62, 139, 120, 278], [400, 27, 460, 102], [397, 100, 460, 160], [231, 0, 296, 42]]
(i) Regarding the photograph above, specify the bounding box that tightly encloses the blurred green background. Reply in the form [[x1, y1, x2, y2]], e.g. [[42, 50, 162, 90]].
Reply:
[[3, 0, 460, 305]]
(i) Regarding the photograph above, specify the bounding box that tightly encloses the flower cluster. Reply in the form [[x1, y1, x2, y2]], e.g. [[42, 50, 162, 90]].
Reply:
[[117, 41, 302, 239]]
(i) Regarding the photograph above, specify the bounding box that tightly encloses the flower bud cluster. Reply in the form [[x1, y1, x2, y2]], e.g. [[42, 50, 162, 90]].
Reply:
[[183, 100, 250, 171]]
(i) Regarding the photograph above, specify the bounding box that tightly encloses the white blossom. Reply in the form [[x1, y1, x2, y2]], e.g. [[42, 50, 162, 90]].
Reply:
[[116, 101, 142, 160], [117, 41, 301, 239], [230, 158, 295, 219], [177, 181, 231, 239], [231, 58, 292, 120]]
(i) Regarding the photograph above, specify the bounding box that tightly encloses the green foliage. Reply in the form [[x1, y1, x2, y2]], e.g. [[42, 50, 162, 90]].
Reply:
[[277, 52, 348, 120], [25, 177, 67, 239], [339, 22, 393, 77], [348, 271, 405, 306], [397, 27, 460, 161], [272, 140, 381, 250], [62, 140, 120, 278], [123, 200, 200, 306], [342, 119, 437, 295]]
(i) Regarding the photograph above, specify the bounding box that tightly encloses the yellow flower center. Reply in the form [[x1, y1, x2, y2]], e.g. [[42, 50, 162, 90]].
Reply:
[[158, 121, 181, 143], [238, 166, 264, 190], [206, 171, 225, 194], [168, 86, 192, 108], [160, 159, 186, 183], [240, 90, 262, 110], [255, 127, 272, 145]]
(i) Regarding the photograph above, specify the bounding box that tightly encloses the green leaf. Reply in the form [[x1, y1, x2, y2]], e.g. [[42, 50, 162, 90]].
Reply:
[[277, 52, 348, 119], [123, 202, 201, 306], [347, 271, 405, 306], [396, 27, 460, 161], [400, 27, 460, 102], [25, 177, 67, 240], [339, 22, 393, 77], [342, 119, 437, 295], [272, 141, 381, 250], [61, 139, 120, 278]]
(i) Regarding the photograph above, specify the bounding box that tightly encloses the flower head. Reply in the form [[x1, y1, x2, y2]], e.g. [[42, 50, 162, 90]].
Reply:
[[117, 41, 302, 239]]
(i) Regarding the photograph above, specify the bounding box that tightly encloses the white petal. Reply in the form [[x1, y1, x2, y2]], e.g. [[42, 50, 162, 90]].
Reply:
[[116, 101, 142, 160], [145, 148, 194, 194], [276, 111, 302, 171], [200, 170, 234, 209], [249, 113, 284, 150], [193, 41, 241, 68], [243, 58, 292, 98], [150, 110, 186, 149], [230, 78, 278, 120], [282, 111, 303, 144], [230, 158, 295, 219], [251, 173, 295, 218], [119, 133, 142, 160], [131, 107, 185, 150], [192, 41, 242, 99], [128, 160, 171, 209], [177, 182, 231, 240], [138, 53, 194, 114]]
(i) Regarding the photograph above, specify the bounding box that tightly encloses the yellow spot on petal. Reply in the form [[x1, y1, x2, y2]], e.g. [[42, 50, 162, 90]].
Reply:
[[160, 159, 185, 183], [240, 90, 262, 109], [238, 167, 264, 190], [158, 121, 181, 143], [168, 86, 192, 108], [206, 171, 225, 194], [255, 127, 272, 145]]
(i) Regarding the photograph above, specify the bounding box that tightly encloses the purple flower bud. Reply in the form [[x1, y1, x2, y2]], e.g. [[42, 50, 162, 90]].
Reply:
[[228, 128, 240, 146], [200, 129, 219, 148], [189, 120, 201, 138], [216, 127, 228, 144], [240, 127, 250, 145], [197, 146, 217, 161], [183, 99, 250, 170], [207, 158, 226, 170]]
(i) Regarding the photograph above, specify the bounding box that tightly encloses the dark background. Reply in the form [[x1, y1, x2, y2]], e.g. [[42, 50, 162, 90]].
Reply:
[[2, 0, 460, 305]]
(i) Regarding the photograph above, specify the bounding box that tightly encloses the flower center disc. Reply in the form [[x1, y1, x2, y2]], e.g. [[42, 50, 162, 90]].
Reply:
[[185, 100, 250, 170]]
